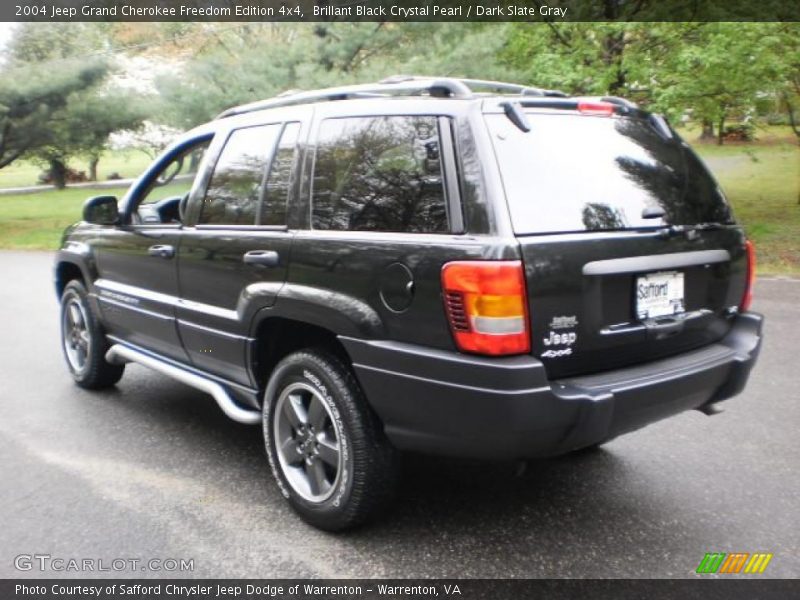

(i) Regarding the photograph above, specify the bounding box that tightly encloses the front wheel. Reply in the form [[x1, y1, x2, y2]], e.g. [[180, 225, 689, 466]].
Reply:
[[60, 280, 124, 389], [263, 349, 399, 531]]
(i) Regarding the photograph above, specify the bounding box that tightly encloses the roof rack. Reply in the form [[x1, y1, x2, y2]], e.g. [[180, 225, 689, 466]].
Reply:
[[380, 75, 567, 98], [216, 78, 472, 119], [216, 75, 569, 119]]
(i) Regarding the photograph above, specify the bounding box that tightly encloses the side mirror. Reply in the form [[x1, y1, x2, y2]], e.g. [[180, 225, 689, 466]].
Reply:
[[83, 195, 119, 225]]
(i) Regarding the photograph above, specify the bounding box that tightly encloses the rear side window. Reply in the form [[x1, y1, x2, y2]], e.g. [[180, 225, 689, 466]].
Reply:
[[486, 113, 733, 234], [262, 122, 301, 226], [311, 116, 449, 233], [200, 124, 281, 225]]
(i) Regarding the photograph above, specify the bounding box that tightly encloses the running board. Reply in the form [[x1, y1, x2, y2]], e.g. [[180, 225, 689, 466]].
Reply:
[[105, 344, 262, 425]]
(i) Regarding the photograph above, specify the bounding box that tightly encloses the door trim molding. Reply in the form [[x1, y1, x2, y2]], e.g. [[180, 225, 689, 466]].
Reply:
[[95, 278, 239, 321]]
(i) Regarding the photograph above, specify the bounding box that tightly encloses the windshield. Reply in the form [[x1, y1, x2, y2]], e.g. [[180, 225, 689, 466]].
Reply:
[[486, 113, 733, 235]]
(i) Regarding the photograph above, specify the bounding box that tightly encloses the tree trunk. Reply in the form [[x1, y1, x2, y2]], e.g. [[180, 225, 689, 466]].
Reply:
[[717, 114, 726, 146], [49, 158, 67, 189], [699, 120, 715, 141], [88, 156, 99, 182], [783, 94, 800, 142], [603, 30, 627, 96]]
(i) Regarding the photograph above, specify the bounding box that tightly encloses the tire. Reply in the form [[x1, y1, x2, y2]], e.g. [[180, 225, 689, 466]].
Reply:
[[60, 279, 125, 389], [263, 349, 399, 531]]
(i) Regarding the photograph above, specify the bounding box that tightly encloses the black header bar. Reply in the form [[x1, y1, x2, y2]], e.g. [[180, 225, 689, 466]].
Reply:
[[2, 579, 799, 600], [3, 0, 799, 22]]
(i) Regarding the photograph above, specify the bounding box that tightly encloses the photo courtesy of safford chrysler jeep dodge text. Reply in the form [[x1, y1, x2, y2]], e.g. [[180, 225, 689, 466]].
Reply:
[[54, 76, 763, 530]]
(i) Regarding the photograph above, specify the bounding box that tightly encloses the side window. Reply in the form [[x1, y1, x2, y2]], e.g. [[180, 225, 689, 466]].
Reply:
[[311, 116, 449, 233], [134, 139, 210, 224], [262, 122, 301, 226], [199, 124, 281, 225]]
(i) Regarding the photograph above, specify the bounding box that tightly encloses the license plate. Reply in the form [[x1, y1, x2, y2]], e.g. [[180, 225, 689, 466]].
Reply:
[[635, 271, 685, 320]]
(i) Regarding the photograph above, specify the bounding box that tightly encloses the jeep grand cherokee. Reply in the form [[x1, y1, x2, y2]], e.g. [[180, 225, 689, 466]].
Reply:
[[55, 76, 762, 530]]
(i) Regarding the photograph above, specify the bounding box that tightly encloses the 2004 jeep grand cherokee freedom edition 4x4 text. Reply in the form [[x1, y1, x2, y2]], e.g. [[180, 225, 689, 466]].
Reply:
[[55, 76, 763, 531]]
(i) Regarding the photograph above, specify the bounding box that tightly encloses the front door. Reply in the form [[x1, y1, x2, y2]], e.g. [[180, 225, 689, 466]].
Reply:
[[177, 119, 306, 386], [93, 137, 212, 361]]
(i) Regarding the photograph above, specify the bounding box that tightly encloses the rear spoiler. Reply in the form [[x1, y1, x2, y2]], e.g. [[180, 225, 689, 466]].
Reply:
[[493, 97, 674, 140]]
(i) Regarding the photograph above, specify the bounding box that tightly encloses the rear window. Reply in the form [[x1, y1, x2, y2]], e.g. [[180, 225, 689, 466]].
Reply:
[[311, 116, 449, 233], [486, 113, 733, 234]]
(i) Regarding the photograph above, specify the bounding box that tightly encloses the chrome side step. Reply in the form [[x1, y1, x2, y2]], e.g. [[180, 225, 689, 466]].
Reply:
[[105, 344, 262, 425]]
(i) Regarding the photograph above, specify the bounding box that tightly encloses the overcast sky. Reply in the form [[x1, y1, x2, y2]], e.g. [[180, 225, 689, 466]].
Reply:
[[0, 23, 17, 56]]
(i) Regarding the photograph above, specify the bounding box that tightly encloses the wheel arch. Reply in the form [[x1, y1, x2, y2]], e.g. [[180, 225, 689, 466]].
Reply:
[[248, 315, 354, 395], [54, 258, 89, 298]]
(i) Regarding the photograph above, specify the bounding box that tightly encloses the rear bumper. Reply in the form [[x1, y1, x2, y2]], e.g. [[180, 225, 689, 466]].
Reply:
[[340, 312, 763, 459]]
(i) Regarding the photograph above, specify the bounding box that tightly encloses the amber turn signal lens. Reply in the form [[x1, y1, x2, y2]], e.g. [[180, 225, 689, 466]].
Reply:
[[441, 261, 530, 356]]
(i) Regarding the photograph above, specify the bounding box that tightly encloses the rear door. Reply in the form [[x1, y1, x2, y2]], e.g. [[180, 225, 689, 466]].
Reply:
[[177, 117, 307, 386], [485, 109, 749, 378]]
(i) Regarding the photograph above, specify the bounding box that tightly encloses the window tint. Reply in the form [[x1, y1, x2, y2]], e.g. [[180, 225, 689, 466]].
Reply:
[[262, 122, 301, 226], [199, 124, 281, 225], [311, 116, 449, 233], [486, 113, 733, 235]]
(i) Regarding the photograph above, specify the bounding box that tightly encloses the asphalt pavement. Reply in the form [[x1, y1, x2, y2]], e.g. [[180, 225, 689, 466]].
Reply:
[[0, 251, 797, 578]]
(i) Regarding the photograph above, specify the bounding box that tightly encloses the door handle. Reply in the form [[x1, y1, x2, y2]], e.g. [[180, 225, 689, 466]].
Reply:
[[243, 250, 280, 267], [148, 244, 175, 259]]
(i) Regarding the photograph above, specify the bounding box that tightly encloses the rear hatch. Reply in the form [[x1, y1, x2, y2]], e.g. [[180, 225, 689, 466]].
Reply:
[[485, 102, 750, 378]]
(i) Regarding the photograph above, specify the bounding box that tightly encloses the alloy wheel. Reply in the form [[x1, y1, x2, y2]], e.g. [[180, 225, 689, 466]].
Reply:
[[273, 382, 343, 502], [63, 298, 91, 372]]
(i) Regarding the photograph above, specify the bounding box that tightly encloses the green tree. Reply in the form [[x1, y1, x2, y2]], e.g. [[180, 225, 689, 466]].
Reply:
[[38, 84, 151, 185], [773, 24, 800, 142], [501, 22, 799, 144], [0, 23, 149, 186], [154, 23, 517, 129], [650, 23, 789, 144], [501, 23, 701, 101], [0, 61, 106, 172]]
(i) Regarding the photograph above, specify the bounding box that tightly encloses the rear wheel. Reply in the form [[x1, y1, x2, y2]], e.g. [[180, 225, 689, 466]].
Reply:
[[263, 349, 398, 531], [60, 280, 124, 389]]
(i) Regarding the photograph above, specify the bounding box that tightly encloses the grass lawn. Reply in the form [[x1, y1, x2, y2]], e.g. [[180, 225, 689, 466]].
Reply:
[[0, 150, 152, 189], [0, 186, 131, 250], [693, 142, 799, 276], [0, 135, 797, 275]]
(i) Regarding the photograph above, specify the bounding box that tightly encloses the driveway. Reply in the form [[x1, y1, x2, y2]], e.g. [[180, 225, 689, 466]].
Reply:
[[0, 251, 797, 578]]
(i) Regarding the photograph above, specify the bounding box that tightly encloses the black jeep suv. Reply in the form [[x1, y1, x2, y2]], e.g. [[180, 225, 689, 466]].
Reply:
[[55, 76, 762, 530]]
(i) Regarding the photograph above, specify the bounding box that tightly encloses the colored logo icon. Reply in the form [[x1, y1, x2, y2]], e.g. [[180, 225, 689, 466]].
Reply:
[[696, 552, 773, 574]]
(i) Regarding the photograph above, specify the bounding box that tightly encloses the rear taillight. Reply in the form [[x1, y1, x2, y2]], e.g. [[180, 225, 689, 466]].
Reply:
[[740, 240, 756, 311], [577, 101, 615, 116], [441, 261, 530, 356]]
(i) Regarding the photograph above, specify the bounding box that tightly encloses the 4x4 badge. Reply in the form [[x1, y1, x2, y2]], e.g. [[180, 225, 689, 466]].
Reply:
[[542, 348, 573, 358]]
